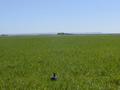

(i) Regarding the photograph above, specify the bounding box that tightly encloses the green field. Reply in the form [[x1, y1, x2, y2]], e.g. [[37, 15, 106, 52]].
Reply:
[[0, 35, 120, 90]]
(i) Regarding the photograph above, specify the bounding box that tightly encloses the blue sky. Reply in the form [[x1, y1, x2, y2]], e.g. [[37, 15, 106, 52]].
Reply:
[[0, 0, 120, 34]]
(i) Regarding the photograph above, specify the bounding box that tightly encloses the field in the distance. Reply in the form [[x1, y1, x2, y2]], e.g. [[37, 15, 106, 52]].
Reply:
[[0, 35, 120, 90]]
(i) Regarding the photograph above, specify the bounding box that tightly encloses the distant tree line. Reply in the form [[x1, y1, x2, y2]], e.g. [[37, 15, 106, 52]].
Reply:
[[57, 32, 73, 35], [57, 32, 65, 35]]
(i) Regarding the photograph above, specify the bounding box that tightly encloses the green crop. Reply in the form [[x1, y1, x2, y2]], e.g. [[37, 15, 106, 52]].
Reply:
[[0, 35, 120, 90]]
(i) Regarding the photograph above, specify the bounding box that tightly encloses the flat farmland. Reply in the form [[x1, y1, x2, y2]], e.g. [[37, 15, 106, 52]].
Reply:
[[0, 35, 120, 90]]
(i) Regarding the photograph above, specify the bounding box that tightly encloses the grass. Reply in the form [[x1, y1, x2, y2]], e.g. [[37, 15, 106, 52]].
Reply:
[[0, 35, 120, 90]]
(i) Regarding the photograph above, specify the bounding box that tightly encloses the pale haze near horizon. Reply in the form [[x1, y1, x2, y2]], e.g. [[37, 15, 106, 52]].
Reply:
[[0, 0, 120, 34]]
